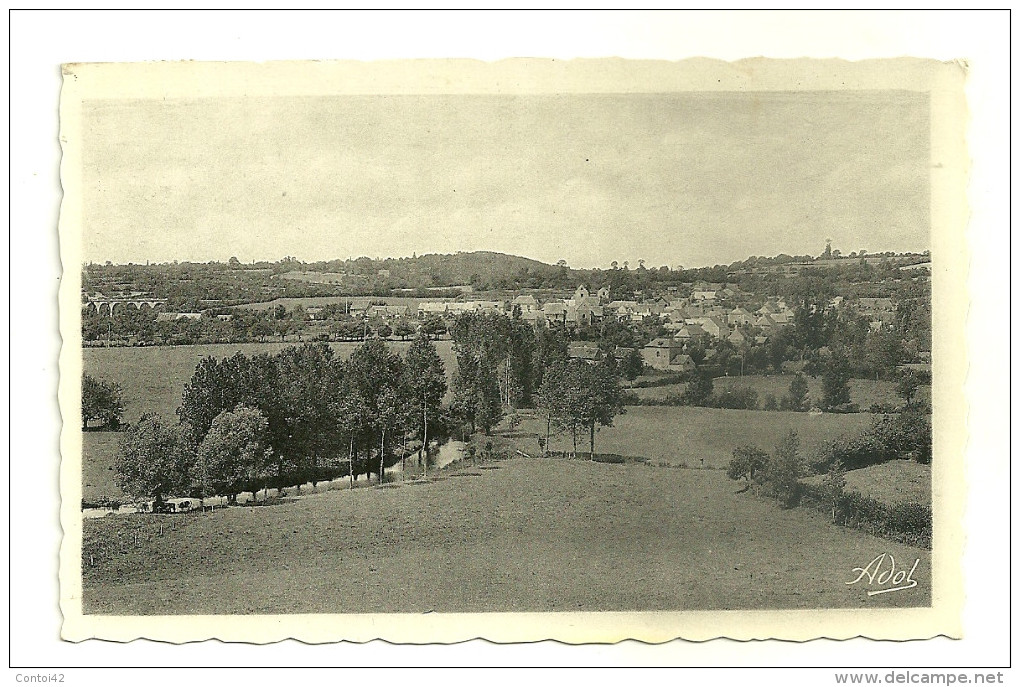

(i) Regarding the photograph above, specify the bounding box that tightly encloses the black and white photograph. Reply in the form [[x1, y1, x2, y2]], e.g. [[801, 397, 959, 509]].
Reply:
[[6, 7, 1014, 679], [55, 56, 970, 645]]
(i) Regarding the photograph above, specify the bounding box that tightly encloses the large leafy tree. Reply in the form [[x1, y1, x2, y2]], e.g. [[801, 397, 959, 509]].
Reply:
[[197, 405, 274, 502], [116, 414, 195, 507], [683, 369, 714, 406], [532, 322, 569, 391], [536, 360, 568, 453], [895, 369, 925, 407], [375, 386, 406, 480], [82, 374, 124, 431], [348, 338, 407, 478], [177, 353, 249, 438], [822, 351, 853, 409], [621, 348, 644, 381], [863, 328, 904, 381], [784, 373, 809, 411], [404, 332, 447, 475], [274, 344, 338, 485], [328, 361, 372, 488], [578, 362, 625, 457], [451, 353, 502, 435], [177, 351, 286, 481]]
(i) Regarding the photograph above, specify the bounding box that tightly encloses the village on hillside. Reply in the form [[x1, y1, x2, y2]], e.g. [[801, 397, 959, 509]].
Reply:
[[80, 248, 932, 387]]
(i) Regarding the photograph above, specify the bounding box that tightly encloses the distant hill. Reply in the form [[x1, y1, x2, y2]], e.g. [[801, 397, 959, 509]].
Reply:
[[383, 251, 565, 288]]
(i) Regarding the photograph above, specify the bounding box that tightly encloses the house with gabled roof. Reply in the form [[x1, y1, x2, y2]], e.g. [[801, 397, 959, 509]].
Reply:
[[728, 329, 748, 347], [756, 313, 778, 333], [728, 307, 754, 326], [542, 301, 568, 324], [641, 337, 678, 370], [566, 303, 603, 327], [668, 353, 696, 373], [368, 304, 409, 319], [700, 317, 729, 339], [675, 323, 707, 341], [512, 294, 539, 313]]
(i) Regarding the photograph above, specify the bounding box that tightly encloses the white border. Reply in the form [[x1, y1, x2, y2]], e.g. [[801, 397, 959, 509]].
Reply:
[[8, 9, 1011, 674]]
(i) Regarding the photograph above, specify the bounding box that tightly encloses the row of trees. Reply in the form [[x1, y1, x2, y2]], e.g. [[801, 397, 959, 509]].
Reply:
[[116, 335, 448, 506], [448, 312, 626, 458], [449, 312, 537, 433], [83, 303, 449, 347], [536, 360, 624, 457]]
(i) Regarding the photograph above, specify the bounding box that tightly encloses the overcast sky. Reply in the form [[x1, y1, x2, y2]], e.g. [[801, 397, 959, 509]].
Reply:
[[82, 91, 929, 268]]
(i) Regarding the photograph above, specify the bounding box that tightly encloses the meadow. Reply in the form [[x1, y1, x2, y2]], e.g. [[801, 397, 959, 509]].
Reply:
[[630, 374, 928, 410], [80, 346, 928, 614], [803, 459, 931, 507], [83, 340, 458, 423], [82, 456, 931, 614], [509, 405, 874, 469]]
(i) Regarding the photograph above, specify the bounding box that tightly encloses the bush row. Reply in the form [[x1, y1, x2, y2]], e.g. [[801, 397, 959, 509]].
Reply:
[[621, 385, 760, 410], [624, 373, 689, 389], [810, 410, 932, 472], [799, 481, 932, 549]]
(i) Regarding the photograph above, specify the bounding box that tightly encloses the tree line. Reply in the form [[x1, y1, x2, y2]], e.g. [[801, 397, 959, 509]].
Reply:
[[115, 334, 448, 507]]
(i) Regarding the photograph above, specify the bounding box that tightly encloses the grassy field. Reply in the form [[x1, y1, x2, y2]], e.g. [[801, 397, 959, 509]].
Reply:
[[83, 340, 457, 423], [803, 460, 931, 507], [83, 433, 125, 503], [509, 406, 874, 469], [630, 375, 929, 410], [82, 457, 930, 614]]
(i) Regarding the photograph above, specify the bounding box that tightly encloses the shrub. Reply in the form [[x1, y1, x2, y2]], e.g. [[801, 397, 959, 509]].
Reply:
[[873, 410, 932, 464], [762, 393, 778, 411], [820, 460, 847, 523], [726, 445, 769, 484], [886, 502, 932, 546], [825, 402, 860, 414], [682, 371, 714, 406], [663, 391, 686, 406], [591, 453, 628, 464], [811, 429, 890, 473], [785, 374, 809, 412], [627, 374, 686, 389], [762, 431, 806, 506], [710, 385, 759, 410]]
